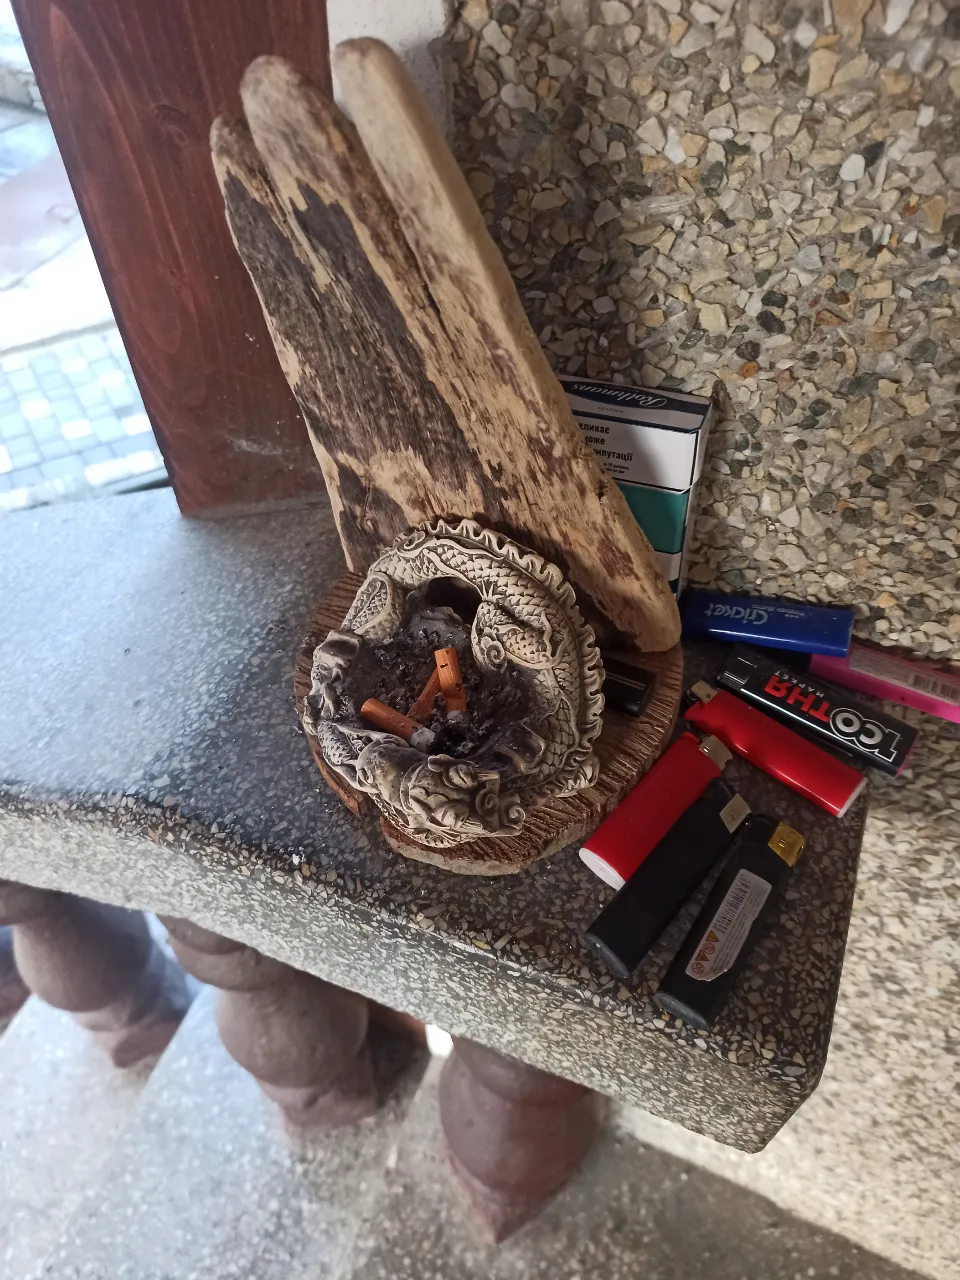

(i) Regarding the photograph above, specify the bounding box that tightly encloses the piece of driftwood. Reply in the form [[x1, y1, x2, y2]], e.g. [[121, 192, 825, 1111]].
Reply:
[[295, 573, 682, 875], [211, 47, 680, 653]]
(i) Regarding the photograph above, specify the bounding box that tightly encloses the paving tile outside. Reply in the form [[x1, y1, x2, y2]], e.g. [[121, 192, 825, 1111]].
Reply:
[[345, 1059, 927, 1280], [37, 991, 428, 1280], [0, 331, 166, 513], [0, 998, 154, 1280], [0, 116, 53, 178], [0, 39, 120, 459], [0, 0, 41, 111]]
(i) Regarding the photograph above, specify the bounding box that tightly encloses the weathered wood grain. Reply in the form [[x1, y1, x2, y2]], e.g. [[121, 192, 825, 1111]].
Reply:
[[211, 116, 404, 548], [14, 0, 332, 514], [294, 574, 682, 875], [218, 52, 680, 651], [212, 104, 477, 564]]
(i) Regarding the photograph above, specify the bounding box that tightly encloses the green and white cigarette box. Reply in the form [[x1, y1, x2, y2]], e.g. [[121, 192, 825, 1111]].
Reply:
[[560, 376, 715, 596]]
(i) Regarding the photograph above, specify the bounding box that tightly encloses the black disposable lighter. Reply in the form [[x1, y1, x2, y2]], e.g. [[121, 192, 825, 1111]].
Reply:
[[584, 778, 751, 980], [602, 655, 655, 717], [654, 816, 805, 1029], [718, 645, 917, 777]]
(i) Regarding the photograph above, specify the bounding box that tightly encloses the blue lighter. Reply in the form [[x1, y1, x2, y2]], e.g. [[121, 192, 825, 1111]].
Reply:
[[681, 590, 853, 657]]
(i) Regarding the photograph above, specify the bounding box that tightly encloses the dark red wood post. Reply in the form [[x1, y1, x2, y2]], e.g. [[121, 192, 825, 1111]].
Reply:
[[0, 880, 192, 1065], [12, 0, 332, 514], [440, 1037, 601, 1241], [161, 916, 380, 1131], [0, 924, 29, 1020]]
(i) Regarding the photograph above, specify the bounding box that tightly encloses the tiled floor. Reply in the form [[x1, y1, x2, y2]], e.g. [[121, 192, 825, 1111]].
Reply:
[[0, 88, 165, 512], [0, 109, 51, 179], [0, 330, 164, 513], [0, 103, 114, 350], [0, 0, 40, 112]]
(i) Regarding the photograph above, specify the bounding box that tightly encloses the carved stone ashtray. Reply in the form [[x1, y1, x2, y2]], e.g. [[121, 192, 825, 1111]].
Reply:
[[295, 521, 683, 875], [301, 517, 603, 840]]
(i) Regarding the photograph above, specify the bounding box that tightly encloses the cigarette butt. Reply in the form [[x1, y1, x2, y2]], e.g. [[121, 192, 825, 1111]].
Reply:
[[361, 698, 435, 750], [408, 668, 442, 722], [435, 647, 467, 714]]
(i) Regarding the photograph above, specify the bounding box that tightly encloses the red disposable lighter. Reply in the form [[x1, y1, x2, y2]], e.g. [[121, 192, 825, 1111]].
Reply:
[[684, 681, 866, 818], [580, 731, 731, 889]]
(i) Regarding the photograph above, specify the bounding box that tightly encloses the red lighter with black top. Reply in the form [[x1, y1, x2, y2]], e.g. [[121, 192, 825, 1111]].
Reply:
[[579, 731, 731, 889], [685, 681, 866, 818]]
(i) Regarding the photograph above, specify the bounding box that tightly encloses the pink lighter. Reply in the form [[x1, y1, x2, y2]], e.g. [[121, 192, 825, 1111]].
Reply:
[[810, 643, 960, 726]]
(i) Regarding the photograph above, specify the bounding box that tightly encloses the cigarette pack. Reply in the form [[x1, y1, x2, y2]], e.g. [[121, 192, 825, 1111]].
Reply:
[[560, 375, 715, 596]]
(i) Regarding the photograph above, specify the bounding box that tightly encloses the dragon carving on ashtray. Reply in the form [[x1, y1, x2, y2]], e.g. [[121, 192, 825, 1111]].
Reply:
[[301, 519, 605, 849]]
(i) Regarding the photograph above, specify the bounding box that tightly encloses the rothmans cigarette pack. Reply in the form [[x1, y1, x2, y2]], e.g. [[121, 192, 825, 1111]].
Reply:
[[560, 376, 715, 596]]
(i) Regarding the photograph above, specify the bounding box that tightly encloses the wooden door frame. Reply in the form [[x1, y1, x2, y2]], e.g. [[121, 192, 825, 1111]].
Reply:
[[14, 0, 333, 514]]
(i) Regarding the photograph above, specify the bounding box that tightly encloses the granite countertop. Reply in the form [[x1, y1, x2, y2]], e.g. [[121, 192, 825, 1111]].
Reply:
[[0, 490, 865, 1151]]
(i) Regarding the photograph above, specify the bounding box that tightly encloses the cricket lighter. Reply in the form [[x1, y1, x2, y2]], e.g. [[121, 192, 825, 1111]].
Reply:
[[682, 590, 854, 656], [718, 646, 917, 777], [654, 817, 805, 1029], [585, 778, 751, 980], [684, 681, 865, 817], [580, 732, 732, 889]]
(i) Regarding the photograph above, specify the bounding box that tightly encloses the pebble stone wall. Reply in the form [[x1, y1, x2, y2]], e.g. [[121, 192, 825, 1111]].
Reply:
[[447, 0, 960, 659], [443, 4, 960, 1276]]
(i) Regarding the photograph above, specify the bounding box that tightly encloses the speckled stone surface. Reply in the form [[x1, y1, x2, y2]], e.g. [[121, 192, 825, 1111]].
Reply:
[[37, 989, 426, 1280], [0, 491, 865, 1152], [342, 1058, 926, 1280], [446, 0, 960, 657], [438, 3, 960, 1273], [0, 998, 153, 1279], [615, 728, 960, 1279]]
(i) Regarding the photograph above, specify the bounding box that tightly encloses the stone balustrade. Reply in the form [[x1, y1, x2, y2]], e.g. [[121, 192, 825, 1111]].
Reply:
[[0, 489, 868, 1236]]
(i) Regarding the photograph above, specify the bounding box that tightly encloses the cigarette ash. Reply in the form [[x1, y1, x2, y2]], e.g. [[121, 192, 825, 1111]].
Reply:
[[344, 606, 537, 759]]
